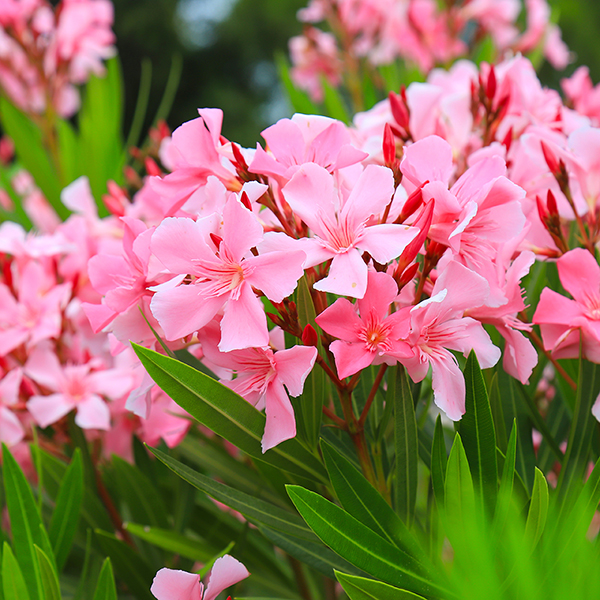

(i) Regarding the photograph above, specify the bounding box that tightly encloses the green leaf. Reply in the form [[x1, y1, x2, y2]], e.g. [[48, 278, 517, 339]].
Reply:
[[443, 433, 476, 549], [0, 99, 65, 216], [110, 455, 170, 528], [336, 571, 427, 600], [124, 523, 215, 563], [149, 446, 314, 540], [287, 486, 449, 598], [35, 546, 60, 600], [458, 352, 497, 517], [321, 76, 350, 123], [94, 530, 154, 600], [557, 358, 600, 502], [78, 56, 125, 212], [500, 372, 536, 493], [133, 344, 327, 483], [56, 118, 82, 185], [493, 421, 518, 534], [294, 276, 325, 450], [259, 526, 361, 579], [93, 558, 118, 600], [321, 440, 425, 564], [430, 416, 447, 508], [49, 449, 83, 571], [524, 468, 549, 550], [2, 543, 30, 600], [391, 366, 418, 525], [2, 444, 48, 600]]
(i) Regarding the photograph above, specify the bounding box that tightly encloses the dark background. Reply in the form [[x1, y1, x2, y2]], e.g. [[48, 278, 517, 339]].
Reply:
[[111, 0, 600, 148]]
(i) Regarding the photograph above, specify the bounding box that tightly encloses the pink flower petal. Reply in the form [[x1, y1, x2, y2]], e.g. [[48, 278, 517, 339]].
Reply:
[[315, 298, 362, 341], [245, 250, 306, 303], [204, 555, 249, 600], [557, 248, 600, 306], [218, 284, 269, 352], [401, 135, 454, 187], [261, 378, 296, 452], [222, 196, 263, 262], [27, 393, 73, 428], [358, 223, 418, 264], [0, 406, 24, 446], [330, 339, 378, 379], [430, 351, 466, 421], [273, 345, 318, 396], [150, 284, 223, 341], [75, 394, 111, 430], [151, 568, 203, 600], [314, 249, 367, 298]]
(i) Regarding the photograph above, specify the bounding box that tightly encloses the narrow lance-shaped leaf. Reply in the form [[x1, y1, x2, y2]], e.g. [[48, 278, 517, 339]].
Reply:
[[35, 546, 60, 600], [493, 421, 518, 534], [149, 446, 314, 540], [458, 351, 497, 517], [443, 433, 476, 551], [2, 444, 48, 600], [336, 571, 427, 600], [2, 543, 30, 600], [430, 416, 447, 508], [557, 357, 600, 502], [524, 467, 549, 550], [287, 485, 453, 599], [49, 449, 83, 571], [93, 558, 118, 600], [392, 366, 418, 526], [133, 343, 327, 483], [321, 440, 427, 565]]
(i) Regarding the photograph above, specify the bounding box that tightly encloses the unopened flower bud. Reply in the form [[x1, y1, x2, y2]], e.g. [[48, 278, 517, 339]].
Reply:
[[389, 90, 409, 131], [144, 157, 161, 177], [302, 324, 318, 347]]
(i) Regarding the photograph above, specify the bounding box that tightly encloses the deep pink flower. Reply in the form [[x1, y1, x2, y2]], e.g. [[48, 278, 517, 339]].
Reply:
[[315, 270, 412, 379]]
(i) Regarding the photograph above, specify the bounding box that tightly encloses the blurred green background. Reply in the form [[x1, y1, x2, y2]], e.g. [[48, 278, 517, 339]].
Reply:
[[113, 0, 600, 148]]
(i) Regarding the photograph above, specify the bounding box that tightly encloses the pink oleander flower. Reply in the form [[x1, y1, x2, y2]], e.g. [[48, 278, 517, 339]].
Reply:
[[199, 321, 317, 451], [150, 193, 306, 351], [249, 113, 367, 186], [289, 27, 342, 103], [0, 260, 71, 356], [533, 248, 600, 362], [25, 344, 135, 430], [400, 261, 501, 420], [150, 109, 241, 216], [151, 554, 249, 600], [0, 368, 24, 447], [315, 270, 413, 379], [281, 162, 418, 298]]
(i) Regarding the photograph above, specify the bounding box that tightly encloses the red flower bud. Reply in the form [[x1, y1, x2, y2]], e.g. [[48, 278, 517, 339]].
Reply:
[[144, 157, 161, 177], [540, 140, 561, 177], [486, 64, 497, 101], [383, 123, 396, 167], [240, 191, 253, 211], [302, 324, 318, 347], [389, 91, 409, 131]]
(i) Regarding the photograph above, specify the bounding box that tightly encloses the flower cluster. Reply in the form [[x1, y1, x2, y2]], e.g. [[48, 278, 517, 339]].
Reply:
[[88, 53, 600, 450], [290, 0, 570, 101], [0, 174, 190, 470], [0, 0, 115, 117]]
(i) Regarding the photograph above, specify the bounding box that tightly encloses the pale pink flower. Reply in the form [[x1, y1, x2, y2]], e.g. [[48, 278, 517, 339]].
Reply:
[[533, 248, 600, 362], [25, 345, 135, 430], [315, 270, 413, 379], [400, 261, 501, 420], [199, 321, 317, 452], [150, 110, 240, 216], [281, 162, 418, 298], [249, 113, 367, 185], [0, 368, 24, 447], [150, 194, 306, 351], [151, 555, 249, 600], [0, 261, 71, 355]]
